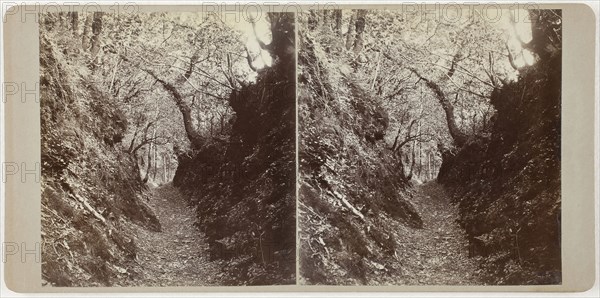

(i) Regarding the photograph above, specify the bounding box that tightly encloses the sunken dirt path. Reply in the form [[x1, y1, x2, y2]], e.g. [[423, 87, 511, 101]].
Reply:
[[389, 181, 484, 285], [123, 184, 224, 286]]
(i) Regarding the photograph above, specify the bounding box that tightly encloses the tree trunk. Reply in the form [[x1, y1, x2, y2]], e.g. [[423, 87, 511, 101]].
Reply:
[[428, 152, 432, 180], [166, 153, 171, 180], [162, 154, 167, 183], [128, 127, 138, 153], [321, 10, 331, 29], [408, 141, 416, 180], [522, 10, 561, 62], [108, 58, 121, 95], [370, 51, 381, 90], [431, 157, 435, 180], [345, 12, 355, 50], [81, 14, 92, 50], [143, 130, 155, 183], [333, 9, 343, 36], [382, 52, 468, 148], [266, 12, 295, 71], [352, 10, 367, 54], [143, 145, 151, 183], [70, 12, 78, 36], [144, 70, 204, 149], [139, 150, 145, 167], [90, 12, 104, 60], [411, 68, 467, 147], [152, 132, 158, 180]]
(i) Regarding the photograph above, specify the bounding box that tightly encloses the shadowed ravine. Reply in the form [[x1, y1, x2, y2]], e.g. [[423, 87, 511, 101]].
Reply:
[[127, 182, 481, 286]]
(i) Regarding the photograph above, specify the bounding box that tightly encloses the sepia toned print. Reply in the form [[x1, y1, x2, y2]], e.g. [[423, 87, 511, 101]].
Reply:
[[33, 4, 566, 289], [298, 9, 561, 285], [3, 2, 598, 294], [39, 11, 296, 286]]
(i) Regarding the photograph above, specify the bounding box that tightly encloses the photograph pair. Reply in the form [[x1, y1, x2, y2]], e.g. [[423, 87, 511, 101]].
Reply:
[[39, 6, 562, 286]]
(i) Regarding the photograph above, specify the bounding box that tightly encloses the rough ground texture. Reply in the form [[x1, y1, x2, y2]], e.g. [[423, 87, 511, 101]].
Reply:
[[386, 182, 482, 285], [172, 13, 296, 285], [298, 31, 423, 285], [40, 30, 160, 286], [438, 52, 562, 284], [122, 184, 224, 286]]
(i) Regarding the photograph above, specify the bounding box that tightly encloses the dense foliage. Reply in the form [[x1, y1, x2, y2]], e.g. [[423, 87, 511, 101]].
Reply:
[[40, 15, 160, 286], [299, 11, 424, 284], [172, 13, 296, 285], [299, 8, 562, 285], [40, 10, 295, 286], [38, 7, 562, 286], [438, 10, 562, 284]]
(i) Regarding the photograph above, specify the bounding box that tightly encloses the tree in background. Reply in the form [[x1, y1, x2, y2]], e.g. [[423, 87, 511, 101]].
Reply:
[[43, 11, 264, 185], [304, 9, 534, 181]]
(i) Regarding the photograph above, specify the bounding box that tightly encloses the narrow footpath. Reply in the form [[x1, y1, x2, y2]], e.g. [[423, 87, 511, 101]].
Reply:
[[389, 181, 484, 285], [124, 184, 223, 286]]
